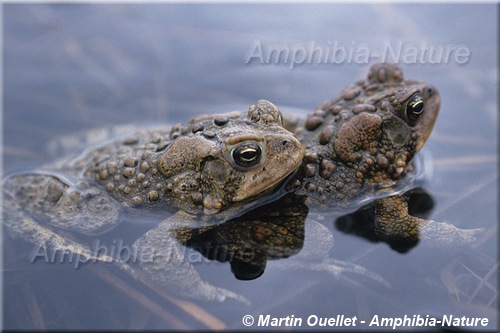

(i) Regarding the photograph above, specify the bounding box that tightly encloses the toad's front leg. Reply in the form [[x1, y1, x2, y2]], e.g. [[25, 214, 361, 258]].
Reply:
[[132, 214, 249, 304], [374, 194, 483, 251]]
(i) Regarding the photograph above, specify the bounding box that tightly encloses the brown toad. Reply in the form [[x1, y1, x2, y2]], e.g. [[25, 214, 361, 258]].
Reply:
[[2, 100, 305, 302], [284, 62, 480, 250], [170, 63, 481, 288], [182, 63, 481, 281]]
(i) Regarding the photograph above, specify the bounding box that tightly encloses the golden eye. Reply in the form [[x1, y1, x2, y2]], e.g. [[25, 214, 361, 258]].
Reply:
[[406, 94, 425, 121], [232, 143, 262, 168]]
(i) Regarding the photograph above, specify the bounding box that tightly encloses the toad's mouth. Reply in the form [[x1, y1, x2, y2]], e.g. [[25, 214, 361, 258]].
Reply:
[[416, 86, 440, 152], [233, 143, 305, 202], [230, 167, 303, 215]]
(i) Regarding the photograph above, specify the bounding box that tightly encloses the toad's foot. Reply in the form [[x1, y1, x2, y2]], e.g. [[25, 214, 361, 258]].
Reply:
[[132, 217, 250, 304], [417, 222, 484, 247], [270, 257, 390, 288], [374, 195, 483, 251]]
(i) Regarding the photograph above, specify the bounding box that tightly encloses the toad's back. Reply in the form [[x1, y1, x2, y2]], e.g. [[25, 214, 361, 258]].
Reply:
[[67, 100, 306, 215], [286, 63, 440, 210]]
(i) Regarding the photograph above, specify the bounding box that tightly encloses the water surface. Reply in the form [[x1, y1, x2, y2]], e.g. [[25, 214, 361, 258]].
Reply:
[[3, 4, 497, 330]]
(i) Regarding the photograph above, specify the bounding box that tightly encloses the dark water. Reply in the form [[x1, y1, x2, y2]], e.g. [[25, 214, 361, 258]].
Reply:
[[3, 4, 497, 330]]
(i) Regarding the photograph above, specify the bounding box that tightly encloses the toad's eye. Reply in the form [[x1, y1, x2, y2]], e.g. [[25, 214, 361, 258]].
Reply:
[[406, 94, 425, 121], [232, 143, 262, 168]]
